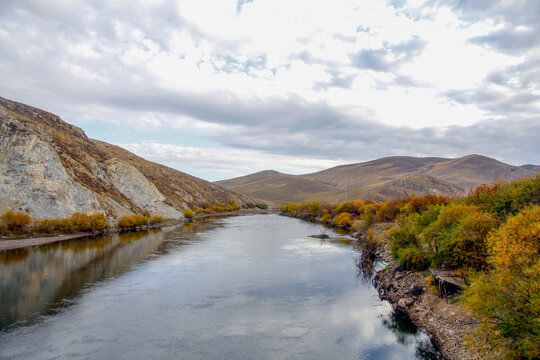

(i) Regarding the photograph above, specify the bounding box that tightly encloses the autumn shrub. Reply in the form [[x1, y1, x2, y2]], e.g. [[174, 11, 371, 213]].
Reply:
[[425, 204, 499, 270], [183, 209, 195, 219], [462, 206, 540, 359], [193, 206, 203, 214], [376, 201, 399, 221], [334, 212, 352, 228], [402, 194, 450, 215], [397, 248, 430, 270], [89, 213, 108, 230], [466, 175, 540, 218], [389, 227, 418, 258], [320, 210, 332, 224], [70, 212, 90, 231], [362, 205, 376, 227], [149, 215, 165, 224], [118, 214, 149, 228], [1, 211, 32, 232]]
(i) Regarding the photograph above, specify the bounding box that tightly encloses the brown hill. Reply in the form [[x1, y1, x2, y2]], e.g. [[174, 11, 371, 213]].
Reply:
[[217, 155, 538, 206], [295, 175, 466, 204], [0, 97, 251, 219], [214, 170, 336, 204]]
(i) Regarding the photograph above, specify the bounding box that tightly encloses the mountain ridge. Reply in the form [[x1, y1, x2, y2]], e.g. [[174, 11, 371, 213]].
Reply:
[[216, 154, 538, 206]]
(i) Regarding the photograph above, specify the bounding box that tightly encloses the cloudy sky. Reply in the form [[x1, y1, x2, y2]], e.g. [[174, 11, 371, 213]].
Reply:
[[1, 0, 539, 180]]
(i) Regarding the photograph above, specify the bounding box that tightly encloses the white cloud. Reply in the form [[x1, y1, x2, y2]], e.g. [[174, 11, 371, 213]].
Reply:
[[120, 142, 345, 180], [0, 0, 538, 180]]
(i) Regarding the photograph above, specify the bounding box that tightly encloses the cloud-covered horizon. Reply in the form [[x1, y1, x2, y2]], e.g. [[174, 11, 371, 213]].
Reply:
[[0, 0, 538, 181]]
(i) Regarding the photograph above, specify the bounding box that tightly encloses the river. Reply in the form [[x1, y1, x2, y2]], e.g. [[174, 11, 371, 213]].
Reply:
[[0, 214, 440, 359]]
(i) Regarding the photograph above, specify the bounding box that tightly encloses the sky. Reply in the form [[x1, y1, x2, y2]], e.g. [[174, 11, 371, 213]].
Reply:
[[0, 0, 539, 181]]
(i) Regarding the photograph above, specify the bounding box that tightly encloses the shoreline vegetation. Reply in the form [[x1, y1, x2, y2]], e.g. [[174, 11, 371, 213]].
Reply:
[[280, 175, 539, 360], [0, 201, 273, 253]]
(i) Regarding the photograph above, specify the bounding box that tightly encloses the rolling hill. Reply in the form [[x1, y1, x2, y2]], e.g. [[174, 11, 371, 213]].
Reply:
[[0, 97, 251, 219], [216, 155, 538, 207]]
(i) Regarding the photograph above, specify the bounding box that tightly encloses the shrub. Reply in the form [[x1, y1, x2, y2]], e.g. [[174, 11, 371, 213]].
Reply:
[[389, 227, 418, 257], [427, 204, 499, 270], [118, 214, 149, 228], [1, 211, 32, 232], [334, 212, 352, 228], [403, 194, 450, 214], [89, 213, 108, 230], [376, 201, 399, 221], [193, 206, 203, 214], [71, 212, 90, 231], [398, 248, 431, 270], [466, 175, 540, 218], [184, 209, 195, 219], [150, 215, 165, 224]]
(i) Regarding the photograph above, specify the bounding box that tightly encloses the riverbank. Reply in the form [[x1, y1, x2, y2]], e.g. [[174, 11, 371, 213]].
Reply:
[[0, 209, 275, 253], [372, 252, 493, 360]]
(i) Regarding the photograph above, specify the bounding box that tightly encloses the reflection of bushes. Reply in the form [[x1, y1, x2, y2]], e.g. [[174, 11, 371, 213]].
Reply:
[[119, 231, 149, 243], [0, 248, 30, 264]]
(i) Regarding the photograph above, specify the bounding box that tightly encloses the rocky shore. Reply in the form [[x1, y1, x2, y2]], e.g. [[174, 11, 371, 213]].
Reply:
[[373, 262, 489, 360]]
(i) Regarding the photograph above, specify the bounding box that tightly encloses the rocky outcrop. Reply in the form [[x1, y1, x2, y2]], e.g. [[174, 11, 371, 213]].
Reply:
[[373, 265, 492, 360], [0, 97, 251, 219]]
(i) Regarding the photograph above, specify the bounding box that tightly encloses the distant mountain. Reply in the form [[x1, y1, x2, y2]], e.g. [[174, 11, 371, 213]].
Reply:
[[0, 97, 250, 219], [214, 170, 336, 204], [217, 155, 538, 206]]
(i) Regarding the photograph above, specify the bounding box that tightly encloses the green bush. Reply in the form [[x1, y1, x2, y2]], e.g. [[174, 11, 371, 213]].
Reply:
[[466, 175, 540, 218], [389, 227, 418, 257], [398, 248, 431, 270]]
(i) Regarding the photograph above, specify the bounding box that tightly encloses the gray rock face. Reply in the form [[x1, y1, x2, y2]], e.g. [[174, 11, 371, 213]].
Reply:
[[103, 159, 181, 219], [0, 114, 103, 218], [0, 102, 182, 219]]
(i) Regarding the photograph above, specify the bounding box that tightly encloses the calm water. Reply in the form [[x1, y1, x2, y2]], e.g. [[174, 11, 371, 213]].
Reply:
[[0, 214, 440, 359]]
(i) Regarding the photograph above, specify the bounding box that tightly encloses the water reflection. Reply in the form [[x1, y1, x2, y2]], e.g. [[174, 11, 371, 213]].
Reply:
[[0, 230, 166, 329], [382, 309, 442, 360], [0, 215, 440, 359]]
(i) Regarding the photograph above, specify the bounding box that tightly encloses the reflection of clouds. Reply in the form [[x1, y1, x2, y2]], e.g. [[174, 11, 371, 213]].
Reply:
[[281, 238, 344, 257]]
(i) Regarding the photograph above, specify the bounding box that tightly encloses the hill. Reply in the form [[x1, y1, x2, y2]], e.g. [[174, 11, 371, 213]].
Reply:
[[217, 155, 538, 206], [0, 97, 250, 219]]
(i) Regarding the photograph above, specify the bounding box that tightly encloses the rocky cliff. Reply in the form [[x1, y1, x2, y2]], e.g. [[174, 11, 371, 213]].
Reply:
[[0, 97, 250, 219]]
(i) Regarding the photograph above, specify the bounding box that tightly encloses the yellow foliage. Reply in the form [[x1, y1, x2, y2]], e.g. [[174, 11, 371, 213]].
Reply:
[[184, 209, 195, 219], [149, 215, 165, 224], [118, 214, 149, 228], [1, 211, 31, 232], [463, 206, 540, 359], [334, 212, 352, 227]]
